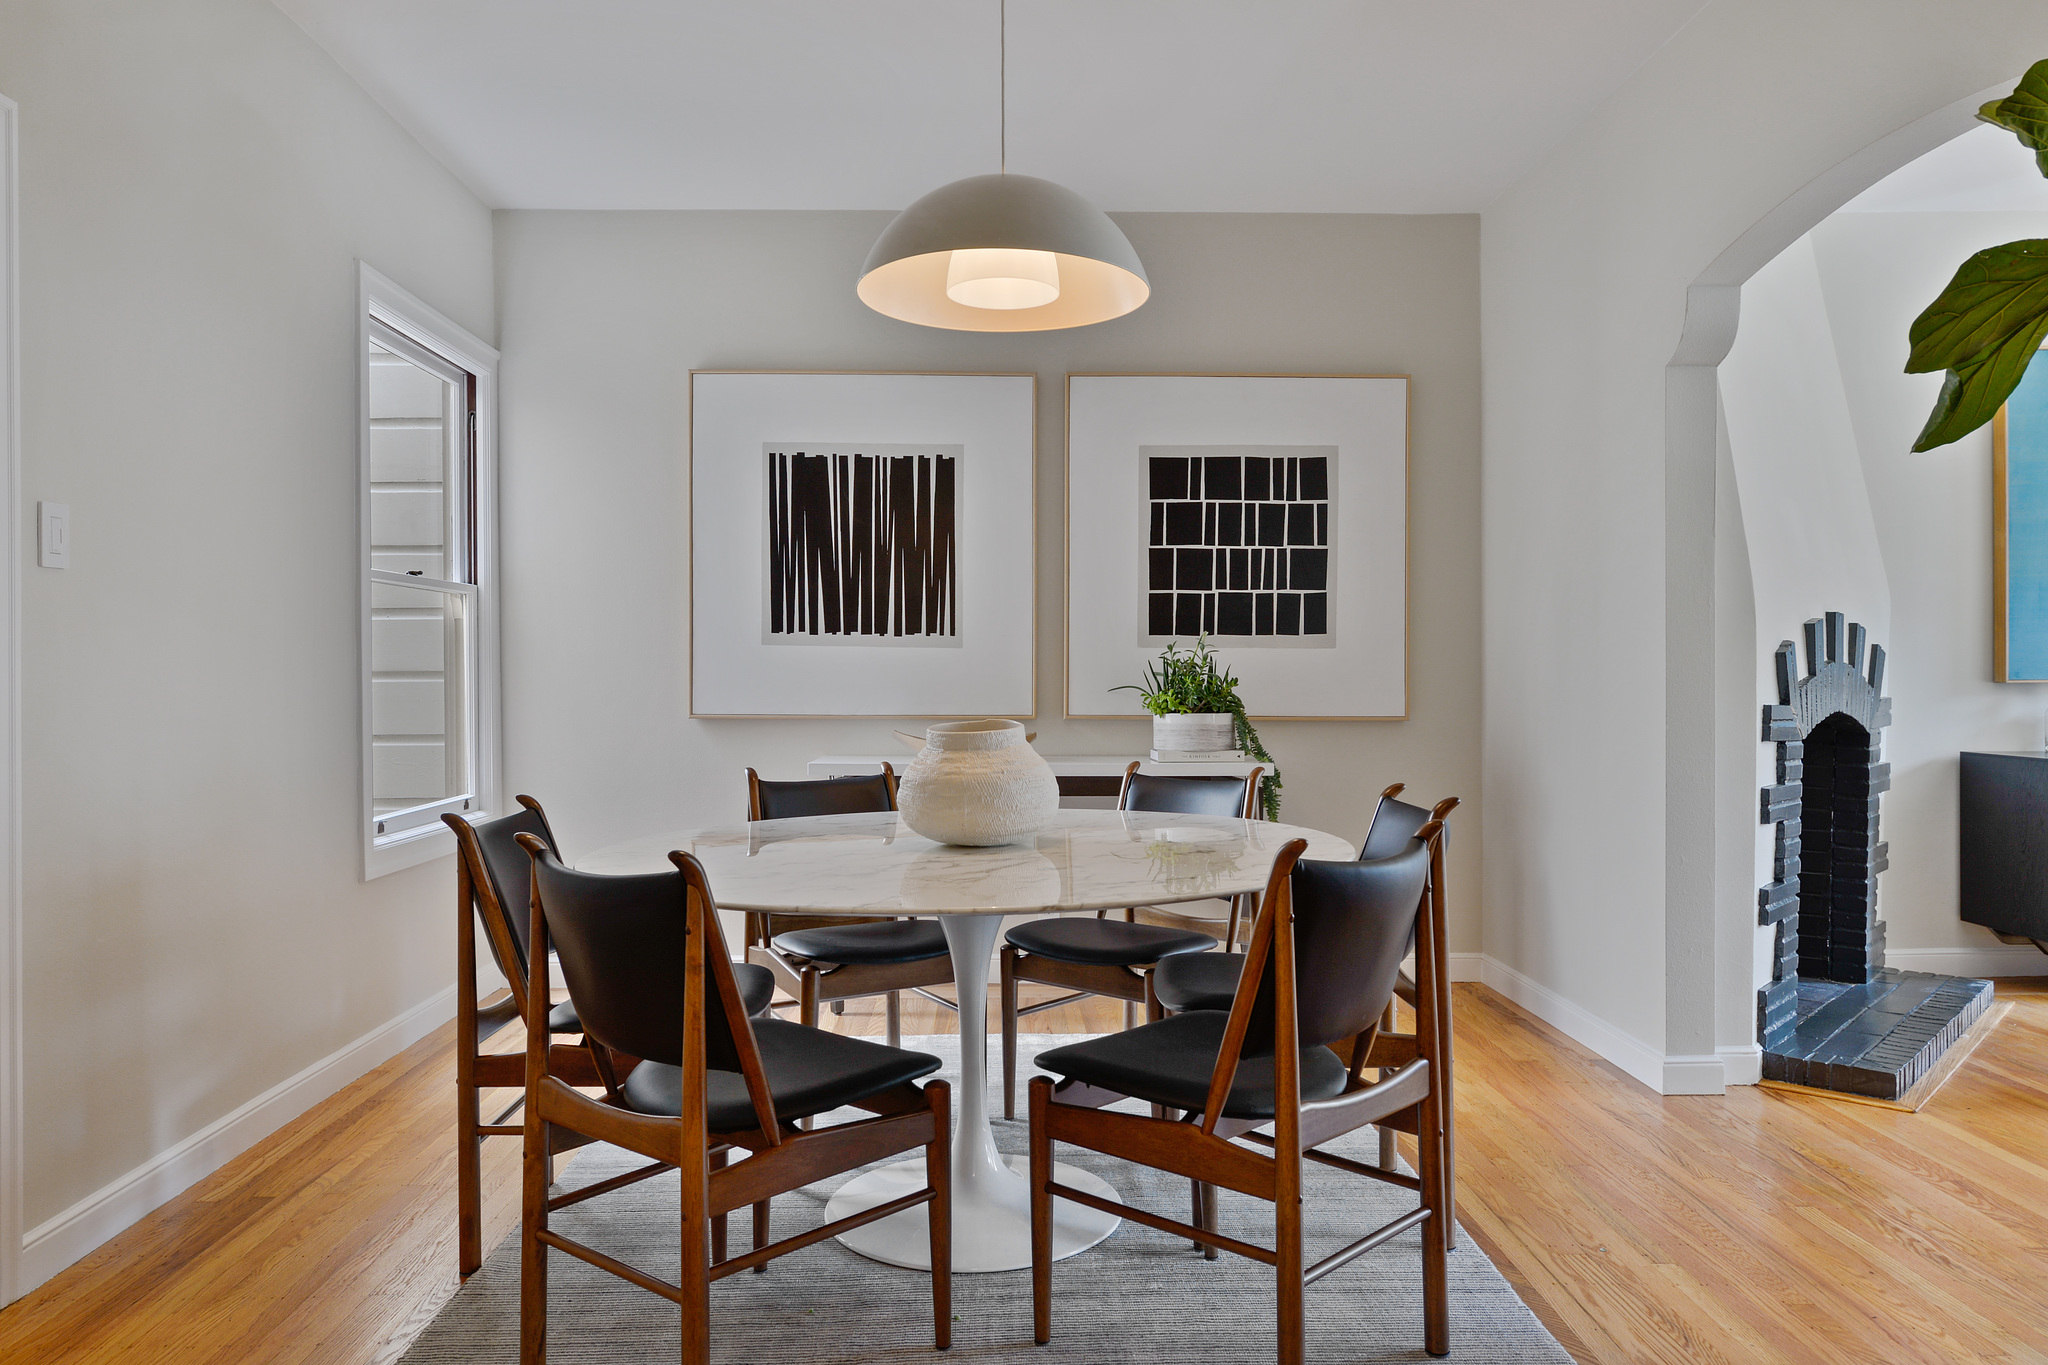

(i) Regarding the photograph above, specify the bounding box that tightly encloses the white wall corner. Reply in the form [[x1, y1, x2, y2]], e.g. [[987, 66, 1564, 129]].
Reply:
[[17, 985, 455, 1295]]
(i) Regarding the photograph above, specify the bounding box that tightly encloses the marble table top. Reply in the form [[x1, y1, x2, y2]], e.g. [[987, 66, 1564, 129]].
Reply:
[[577, 808, 1356, 916]]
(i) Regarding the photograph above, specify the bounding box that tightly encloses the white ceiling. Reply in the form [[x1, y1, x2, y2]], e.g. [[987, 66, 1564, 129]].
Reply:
[[272, 0, 1710, 213], [1838, 124, 2048, 214]]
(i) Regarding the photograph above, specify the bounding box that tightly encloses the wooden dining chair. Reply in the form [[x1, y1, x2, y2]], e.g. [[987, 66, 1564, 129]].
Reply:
[[743, 766, 955, 1048], [1149, 785, 1462, 1246], [444, 797, 777, 1277], [998, 762, 1261, 1118], [514, 837, 952, 1364], [1147, 784, 1433, 1015], [1027, 826, 1453, 1363]]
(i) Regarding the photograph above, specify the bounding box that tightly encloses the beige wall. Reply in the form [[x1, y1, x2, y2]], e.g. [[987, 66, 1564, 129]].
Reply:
[[1, 0, 492, 1236], [493, 210, 1483, 950]]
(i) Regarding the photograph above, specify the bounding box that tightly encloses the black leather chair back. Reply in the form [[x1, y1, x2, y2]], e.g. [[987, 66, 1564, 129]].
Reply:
[[753, 773, 896, 820], [523, 845, 746, 1072], [1121, 771, 1254, 818], [1239, 842, 1432, 1057], [1358, 794, 1431, 861], [452, 799, 558, 982]]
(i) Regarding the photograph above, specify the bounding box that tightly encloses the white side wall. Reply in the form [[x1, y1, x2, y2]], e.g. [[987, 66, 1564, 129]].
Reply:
[[0, 0, 492, 1289], [1480, 0, 2048, 1093]]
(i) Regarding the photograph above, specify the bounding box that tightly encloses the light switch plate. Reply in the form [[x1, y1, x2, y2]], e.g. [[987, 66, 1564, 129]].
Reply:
[[37, 501, 69, 569]]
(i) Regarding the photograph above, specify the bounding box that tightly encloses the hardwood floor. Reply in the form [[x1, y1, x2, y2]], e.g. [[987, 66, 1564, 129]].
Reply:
[[0, 978, 2042, 1363]]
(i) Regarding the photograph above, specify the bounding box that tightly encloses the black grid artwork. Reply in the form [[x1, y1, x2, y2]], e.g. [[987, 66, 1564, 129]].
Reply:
[[1145, 449, 1331, 639], [766, 446, 957, 640]]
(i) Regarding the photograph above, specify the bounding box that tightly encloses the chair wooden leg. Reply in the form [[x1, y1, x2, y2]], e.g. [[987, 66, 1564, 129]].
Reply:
[[1380, 1123, 1398, 1172], [457, 1086, 484, 1278], [1029, 1078, 1053, 1345], [798, 973, 821, 1131], [751, 1199, 771, 1274], [925, 1081, 952, 1350], [517, 1119, 550, 1364], [679, 1141, 710, 1365], [1123, 997, 1137, 1031], [1276, 1181, 1305, 1365], [1200, 1181, 1218, 1261], [709, 1148, 728, 1264], [1001, 947, 1020, 1120], [885, 990, 902, 1049], [1420, 1108, 1451, 1356]]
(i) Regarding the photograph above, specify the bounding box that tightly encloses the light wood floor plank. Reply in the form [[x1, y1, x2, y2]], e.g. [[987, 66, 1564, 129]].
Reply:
[[1, 978, 2044, 1363]]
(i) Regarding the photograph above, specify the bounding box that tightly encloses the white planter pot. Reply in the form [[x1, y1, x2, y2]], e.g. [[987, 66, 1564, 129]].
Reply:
[[1151, 712, 1237, 754], [897, 719, 1060, 847]]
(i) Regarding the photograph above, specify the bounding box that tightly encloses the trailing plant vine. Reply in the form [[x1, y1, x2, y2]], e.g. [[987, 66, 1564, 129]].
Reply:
[[1908, 60, 2048, 451], [1112, 636, 1282, 819]]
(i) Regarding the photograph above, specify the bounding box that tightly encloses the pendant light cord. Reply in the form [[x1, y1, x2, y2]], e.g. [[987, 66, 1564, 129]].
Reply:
[[999, 0, 1006, 174]]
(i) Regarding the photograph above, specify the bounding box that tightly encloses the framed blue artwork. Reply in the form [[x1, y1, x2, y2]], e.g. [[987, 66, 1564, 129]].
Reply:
[[1995, 346, 2048, 682]]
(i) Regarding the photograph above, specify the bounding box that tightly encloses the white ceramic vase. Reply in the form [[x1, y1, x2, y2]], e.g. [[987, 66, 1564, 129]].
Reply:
[[897, 719, 1060, 847], [1152, 712, 1237, 753]]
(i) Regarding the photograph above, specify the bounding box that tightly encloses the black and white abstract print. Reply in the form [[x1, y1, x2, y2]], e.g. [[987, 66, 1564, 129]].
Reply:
[[1141, 445, 1337, 647], [764, 443, 961, 646]]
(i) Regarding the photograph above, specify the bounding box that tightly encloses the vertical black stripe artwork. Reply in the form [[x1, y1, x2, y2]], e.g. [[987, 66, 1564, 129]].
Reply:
[[767, 447, 958, 640], [1142, 445, 1333, 643]]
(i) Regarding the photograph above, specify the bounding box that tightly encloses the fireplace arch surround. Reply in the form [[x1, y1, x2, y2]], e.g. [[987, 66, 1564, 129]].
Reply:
[[1757, 611, 1891, 1049]]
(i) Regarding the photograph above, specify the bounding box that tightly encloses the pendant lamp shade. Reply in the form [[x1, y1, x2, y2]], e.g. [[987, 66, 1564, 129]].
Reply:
[[858, 174, 1149, 332]]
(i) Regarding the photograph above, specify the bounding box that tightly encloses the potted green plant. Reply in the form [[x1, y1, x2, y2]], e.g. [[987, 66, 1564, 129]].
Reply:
[[1113, 636, 1282, 819]]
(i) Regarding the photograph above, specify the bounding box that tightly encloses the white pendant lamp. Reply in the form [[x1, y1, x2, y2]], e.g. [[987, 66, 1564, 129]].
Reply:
[[858, 3, 1148, 332]]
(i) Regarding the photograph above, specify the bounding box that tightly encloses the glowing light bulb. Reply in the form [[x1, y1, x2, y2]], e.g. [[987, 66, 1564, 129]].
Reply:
[[944, 248, 1060, 310]]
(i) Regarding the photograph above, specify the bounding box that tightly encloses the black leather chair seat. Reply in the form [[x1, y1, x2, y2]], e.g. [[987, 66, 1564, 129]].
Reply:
[[620, 1018, 942, 1130], [1149, 951, 1245, 1013], [1033, 1010, 1348, 1119], [549, 962, 776, 1034], [773, 918, 950, 965], [1005, 917, 1216, 966]]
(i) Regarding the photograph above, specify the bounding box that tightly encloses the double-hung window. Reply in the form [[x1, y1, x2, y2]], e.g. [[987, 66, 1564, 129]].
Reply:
[[359, 264, 500, 878]]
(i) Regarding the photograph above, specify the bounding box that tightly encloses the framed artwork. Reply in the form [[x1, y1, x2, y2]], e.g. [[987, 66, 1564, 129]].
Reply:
[[1994, 346, 2048, 682], [690, 371, 1036, 717], [1065, 374, 1408, 719]]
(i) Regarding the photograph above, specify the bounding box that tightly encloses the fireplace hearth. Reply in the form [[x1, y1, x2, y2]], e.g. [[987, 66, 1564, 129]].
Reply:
[[1756, 612, 1992, 1100]]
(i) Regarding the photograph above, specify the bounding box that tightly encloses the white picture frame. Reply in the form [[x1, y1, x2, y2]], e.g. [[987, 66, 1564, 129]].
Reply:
[[1066, 374, 1408, 720], [690, 371, 1037, 718]]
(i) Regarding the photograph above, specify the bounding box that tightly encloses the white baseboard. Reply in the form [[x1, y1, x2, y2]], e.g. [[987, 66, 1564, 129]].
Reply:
[[1660, 1054, 1728, 1095], [1884, 945, 2048, 978], [18, 984, 457, 1294], [1718, 1044, 1763, 1088], [1447, 951, 1484, 982], [1475, 955, 1673, 1093]]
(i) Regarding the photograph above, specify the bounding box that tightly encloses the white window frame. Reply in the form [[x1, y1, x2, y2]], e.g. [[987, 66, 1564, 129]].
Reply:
[[358, 262, 500, 879]]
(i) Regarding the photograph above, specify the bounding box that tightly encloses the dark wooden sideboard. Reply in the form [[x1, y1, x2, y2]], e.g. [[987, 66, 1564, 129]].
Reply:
[[1960, 750, 2048, 939]]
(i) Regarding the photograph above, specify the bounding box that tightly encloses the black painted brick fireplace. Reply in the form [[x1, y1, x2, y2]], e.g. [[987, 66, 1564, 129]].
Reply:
[[1756, 613, 1991, 1099]]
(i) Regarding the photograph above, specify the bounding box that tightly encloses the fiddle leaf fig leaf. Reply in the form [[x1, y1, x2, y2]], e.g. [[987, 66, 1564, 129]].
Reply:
[[1979, 59, 2048, 177], [1911, 315, 2048, 451], [1907, 239, 2048, 374], [1907, 239, 2048, 450]]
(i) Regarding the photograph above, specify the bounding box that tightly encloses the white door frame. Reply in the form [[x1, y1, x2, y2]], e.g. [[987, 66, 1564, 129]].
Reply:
[[0, 88, 23, 1305]]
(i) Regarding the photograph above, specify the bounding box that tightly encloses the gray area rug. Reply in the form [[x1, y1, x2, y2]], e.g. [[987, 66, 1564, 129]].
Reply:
[[403, 1036, 1571, 1363]]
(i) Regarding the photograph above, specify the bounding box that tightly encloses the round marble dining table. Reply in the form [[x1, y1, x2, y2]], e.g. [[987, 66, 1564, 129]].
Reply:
[[578, 807, 1355, 1274]]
